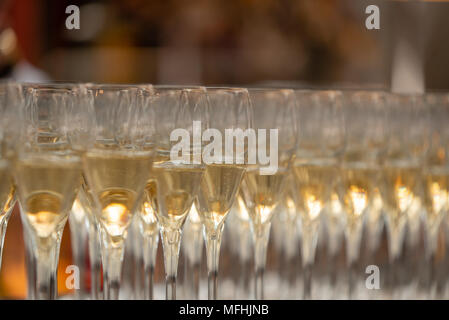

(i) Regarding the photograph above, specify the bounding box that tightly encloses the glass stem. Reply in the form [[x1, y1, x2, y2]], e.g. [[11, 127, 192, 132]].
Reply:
[[143, 232, 159, 300], [285, 219, 298, 299], [303, 263, 312, 300], [20, 202, 37, 300], [70, 221, 87, 299], [301, 219, 319, 299], [238, 222, 252, 298], [33, 233, 62, 300], [100, 230, 125, 300], [348, 261, 357, 299], [205, 223, 224, 300], [253, 222, 271, 300], [184, 223, 203, 299], [88, 222, 102, 300], [345, 216, 363, 299], [160, 227, 182, 300], [24, 230, 37, 300]]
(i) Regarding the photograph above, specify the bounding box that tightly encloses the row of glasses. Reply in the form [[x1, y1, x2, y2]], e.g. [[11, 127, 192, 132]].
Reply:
[[228, 89, 445, 299], [4, 82, 449, 300], [160, 89, 446, 300]]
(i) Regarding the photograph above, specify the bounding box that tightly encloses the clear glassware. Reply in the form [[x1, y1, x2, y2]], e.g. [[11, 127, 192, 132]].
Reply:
[[323, 182, 345, 299], [151, 87, 208, 300], [22, 82, 94, 300], [20, 84, 38, 300], [0, 82, 22, 272], [76, 180, 103, 300], [422, 93, 449, 295], [69, 196, 89, 299], [242, 88, 297, 300], [280, 174, 300, 299], [381, 93, 428, 298], [122, 215, 140, 299], [181, 203, 203, 299], [137, 190, 159, 300], [14, 87, 90, 299], [292, 90, 344, 299], [82, 85, 153, 300], [195, 87, 251, 300], [340, 90, 387, 298], [68, 86, 92, 300], [129, 84, 158, 300], [228, 191, 253, 299]]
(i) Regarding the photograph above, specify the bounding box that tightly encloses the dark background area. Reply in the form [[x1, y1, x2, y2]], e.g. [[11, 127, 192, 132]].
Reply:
[[3, 0, 448, 90]]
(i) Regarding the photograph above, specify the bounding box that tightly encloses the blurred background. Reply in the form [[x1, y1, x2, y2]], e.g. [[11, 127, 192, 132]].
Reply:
[[0, 0, 449, 299]]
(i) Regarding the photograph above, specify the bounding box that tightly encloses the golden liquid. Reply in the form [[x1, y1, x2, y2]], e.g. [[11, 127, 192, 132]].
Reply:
[[196, 164, 246, 232], [152, 161, 204, 230], [340, 164, 379, 221], [14, 155, 82, 238], [75, 174, 98, 227], [235, 192, 251, 222], [83, 149, 152, 239], [423, 166, 449, 224], [366, 187, 384, 227], [0, 160, 15, 218], [282, 174, 297, 221], [70, 196, 86, 223], [381, 163, 422, 226], [243, 166, 288, 226], [139, 178, 159, 235], [293, 160, 338, 222]]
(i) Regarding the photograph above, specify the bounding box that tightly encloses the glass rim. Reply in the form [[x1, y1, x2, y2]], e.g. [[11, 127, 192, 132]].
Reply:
[[153, 84, 206, 90], [247, 87, 295, 94], [206, 87, 248, 94], [85, 83, 142, 91], [294, 88, 342, 95], [28, 87, 74, 94]]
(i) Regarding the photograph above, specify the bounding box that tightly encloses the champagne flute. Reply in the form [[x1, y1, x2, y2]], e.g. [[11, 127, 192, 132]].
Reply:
[[82, 85, 153, 300], [14, 87, 89, 299], [340, 90, 387, 298], [0, 82, 23, 271], [151, 87, 208, 300], [292, 90, 344, 299], [22, 82, 94, 299], [381, 93, 428, 298], [242, 88, 297, 300], [422, 93, 449, 293], [195, 87, 251, 299]]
